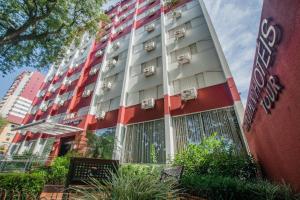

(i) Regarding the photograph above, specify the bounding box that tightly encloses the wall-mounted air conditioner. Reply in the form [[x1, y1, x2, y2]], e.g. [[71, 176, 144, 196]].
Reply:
[[145, 23, 155, 32], [47, 75, 54, 82], [100, 35, 108, 42], [147, 0, 156, 4], [65, 80, 72, 86], [38, 90, 46, 98], [82, 90, 92, 97], [181, 88, 197, 101], [95, 50, 103, 57], [49, 87, 56, 93], [57, 71, 64, 77], [174, 28, 186, 40], [143, 65, 156, 77], [89, 68, 99, 76], [112, 42, 120, 50], [96, 111, 106, 119], [102, 82, 113, 91], [144, 41, 156, 52], [116, 27, 124, 34], [107, 59, 117, 68], [177, 54, 191, 65], [41, 105, 47, 112], [119, 15, 126, 21], [147, 8, 156, 17], [58, 99, 65, 106], [105, 24, 112, 30], [172, 11, 182, 19], [141, 98, 155, 109], [122, 4, 129, 11]]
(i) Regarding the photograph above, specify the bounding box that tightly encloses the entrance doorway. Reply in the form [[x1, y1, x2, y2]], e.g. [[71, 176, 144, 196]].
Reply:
[[58, 137, 75, 156]]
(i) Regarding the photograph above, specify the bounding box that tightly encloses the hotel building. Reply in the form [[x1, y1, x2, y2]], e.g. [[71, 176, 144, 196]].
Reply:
[[10, 0, 246, 163], [0, 71, 44, 152]]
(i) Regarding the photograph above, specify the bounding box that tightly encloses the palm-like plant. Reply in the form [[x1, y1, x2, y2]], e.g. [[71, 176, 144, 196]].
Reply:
[[72, 165, 180, 200]]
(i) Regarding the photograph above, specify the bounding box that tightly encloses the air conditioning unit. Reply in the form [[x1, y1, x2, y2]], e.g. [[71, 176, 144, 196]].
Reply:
[[174, 28, 186, 40], [177, 54, 191, 65], [89, 68, 99, 76], [104, 24, 112, 30], [38, 90, 46, 98], [181, 88, 197, 101], [141, 98, 155, 109], [102, 82, 113, 90], [147, 0, 156, 4], [107, 59, 117, 68], [47, 76, 54, 82], [172, 11, 182, 19], [143, 65, 156, 77], [119, 15, 126, 21], [41, 105, 47, 112], [111, 13, 116, 18], [145, 23, 155, 32], [65, 80, 72, 86], [95, 50, 103, 57], [96, 111, 106, 119], [82, 90, 92, 97], [122, 4, 129, 10], [112, 42, 120, 50], [58, 99, 65, 106], [144, 41, 156, 52], [116, 27, 123, 34], [49, 87, 56, 93], [100, 35, 108, 42], [147, 8, 156, 17], [57, 71, 64, 77]]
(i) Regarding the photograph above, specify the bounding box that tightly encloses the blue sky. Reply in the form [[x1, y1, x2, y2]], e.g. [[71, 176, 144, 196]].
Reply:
[[0, 0, 262, 106]]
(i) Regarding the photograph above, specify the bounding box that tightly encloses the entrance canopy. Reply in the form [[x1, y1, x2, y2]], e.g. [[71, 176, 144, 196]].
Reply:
[[13, 119, 83, 135]]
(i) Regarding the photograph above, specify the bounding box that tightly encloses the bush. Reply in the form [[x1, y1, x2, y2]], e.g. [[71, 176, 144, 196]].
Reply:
[[73, 164, 179, 200], [181, 174, 296, 200], [0, 172, 45, 198], [173, 133, 257, 180]]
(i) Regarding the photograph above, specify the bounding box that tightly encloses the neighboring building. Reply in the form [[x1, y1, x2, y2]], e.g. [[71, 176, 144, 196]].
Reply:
[[0, 71, 44, 153], [10, 0, 246, 163], [243, 0, 300, 192]]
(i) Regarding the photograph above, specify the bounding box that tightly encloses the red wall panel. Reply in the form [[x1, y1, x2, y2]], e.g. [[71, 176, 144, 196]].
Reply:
[[245, 0, 300, 192]]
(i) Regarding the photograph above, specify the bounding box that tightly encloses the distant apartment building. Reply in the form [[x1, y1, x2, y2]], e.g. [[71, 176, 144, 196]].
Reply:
[[10, 0, 246, 162], [0, 71, 44, 152]]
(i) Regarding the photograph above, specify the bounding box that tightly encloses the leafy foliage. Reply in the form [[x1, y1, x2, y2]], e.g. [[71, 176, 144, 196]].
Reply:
[[86, 130, 115, 159], [0, 0, 108, 75], [181, 174, 297, 200], [0, 117, 7, 131], [72, 164, 179, 200], [173, 133, 257, 180], [0, 172, 46, 197]]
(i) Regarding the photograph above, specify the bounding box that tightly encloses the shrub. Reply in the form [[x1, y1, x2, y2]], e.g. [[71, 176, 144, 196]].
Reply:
[[0, 172, 45, 198], [173, 133, 257, 180], [73, 164, 179, 200], [181, 174, 296, 200]]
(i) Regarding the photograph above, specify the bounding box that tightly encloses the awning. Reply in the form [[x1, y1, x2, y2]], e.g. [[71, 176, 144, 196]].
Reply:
[[12, 119, 83, 135]]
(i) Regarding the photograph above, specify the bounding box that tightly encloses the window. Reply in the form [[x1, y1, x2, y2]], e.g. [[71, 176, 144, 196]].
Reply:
[[172, 107, 244, 153], [123, 119, 166, 163]]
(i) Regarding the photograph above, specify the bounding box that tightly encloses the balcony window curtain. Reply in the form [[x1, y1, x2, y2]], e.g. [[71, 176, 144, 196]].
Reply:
[[172, 107, 244, 153], [123, 119, 165, 163]]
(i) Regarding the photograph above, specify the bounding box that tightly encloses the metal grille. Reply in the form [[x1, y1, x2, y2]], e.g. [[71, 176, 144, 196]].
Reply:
[[66, 157, 119, 186], [172, 107, 245, 153]]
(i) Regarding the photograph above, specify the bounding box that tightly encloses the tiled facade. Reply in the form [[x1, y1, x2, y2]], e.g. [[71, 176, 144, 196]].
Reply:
[[9, 0, 246, 163]]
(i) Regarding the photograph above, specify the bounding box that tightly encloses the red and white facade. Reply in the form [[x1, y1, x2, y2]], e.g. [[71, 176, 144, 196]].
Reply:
[[10, 0, 246, 163], [0, 71, 44, 149]]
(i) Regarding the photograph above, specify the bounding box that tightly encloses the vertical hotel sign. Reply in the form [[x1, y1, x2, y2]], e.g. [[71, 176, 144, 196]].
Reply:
[[243, 18, 283, 131]]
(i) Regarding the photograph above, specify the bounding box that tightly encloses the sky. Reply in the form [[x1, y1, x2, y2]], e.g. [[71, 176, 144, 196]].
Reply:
[[0, 0, 263, 106]]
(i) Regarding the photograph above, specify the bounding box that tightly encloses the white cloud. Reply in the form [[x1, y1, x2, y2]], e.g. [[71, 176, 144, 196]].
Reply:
[[203, 0, 263, 105]]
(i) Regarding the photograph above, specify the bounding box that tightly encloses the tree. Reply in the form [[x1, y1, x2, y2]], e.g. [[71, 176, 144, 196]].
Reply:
[[0, 117, 7, 131], [0, 0, 108, 75]]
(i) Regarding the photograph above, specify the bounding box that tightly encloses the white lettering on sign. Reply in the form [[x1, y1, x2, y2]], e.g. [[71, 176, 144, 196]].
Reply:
[[243, 18, 283, 131]]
